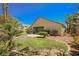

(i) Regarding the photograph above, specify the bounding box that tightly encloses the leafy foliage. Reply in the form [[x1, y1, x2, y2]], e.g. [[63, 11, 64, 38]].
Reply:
[[66, 13, 79, 44], [74, 36, 79, 44], [0, 14, 20, 55], [38, 31, 48, 38], [26, 28, 32, 34], [0, 15, 5, 24], [49, 30, 58, 36], [66, 13, 79, 36]]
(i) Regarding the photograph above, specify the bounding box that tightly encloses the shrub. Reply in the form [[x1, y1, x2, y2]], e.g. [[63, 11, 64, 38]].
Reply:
[[74, 36, 79, 44], [38, 31, 48, 38], [26, 29, 32, 34], [49, 30, 58, 36], [15, 30, 24, 36], [0, 23, 16, 55]]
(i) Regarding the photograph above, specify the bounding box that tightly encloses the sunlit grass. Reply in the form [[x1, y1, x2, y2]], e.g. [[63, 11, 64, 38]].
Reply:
[[15, 37, 68, 51]]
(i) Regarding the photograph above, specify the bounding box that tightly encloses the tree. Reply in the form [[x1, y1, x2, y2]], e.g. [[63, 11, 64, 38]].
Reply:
[[0, 3, 21, 55], [66, 14, 75, 36], [2, 3, 8, 22], [66, 12, 79, 45]]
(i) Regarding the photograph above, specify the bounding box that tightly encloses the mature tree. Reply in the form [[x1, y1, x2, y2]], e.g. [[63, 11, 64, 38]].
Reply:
[[66, 14, 75, 36], [0, 3, 20, 55]]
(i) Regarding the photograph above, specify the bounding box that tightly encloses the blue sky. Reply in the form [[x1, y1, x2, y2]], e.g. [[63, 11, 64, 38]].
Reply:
[[0, 3, 79, 25]]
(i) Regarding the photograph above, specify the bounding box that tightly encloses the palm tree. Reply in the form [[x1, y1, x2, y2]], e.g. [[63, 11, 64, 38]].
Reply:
[[2, 3, 8, 23]]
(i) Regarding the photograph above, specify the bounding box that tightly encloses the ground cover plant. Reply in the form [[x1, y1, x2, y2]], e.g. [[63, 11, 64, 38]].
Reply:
[[15, 37, 68, 51]]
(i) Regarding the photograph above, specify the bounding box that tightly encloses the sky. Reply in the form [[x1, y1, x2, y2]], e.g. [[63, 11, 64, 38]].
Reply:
[[0, 3, 79, 25]]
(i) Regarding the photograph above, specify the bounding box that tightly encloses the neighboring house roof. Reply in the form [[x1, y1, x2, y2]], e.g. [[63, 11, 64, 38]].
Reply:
[[30, 17, 65, 28]]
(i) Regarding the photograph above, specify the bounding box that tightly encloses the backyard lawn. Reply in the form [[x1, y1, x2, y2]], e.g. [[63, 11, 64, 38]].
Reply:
[[15, 37, 68, 51]]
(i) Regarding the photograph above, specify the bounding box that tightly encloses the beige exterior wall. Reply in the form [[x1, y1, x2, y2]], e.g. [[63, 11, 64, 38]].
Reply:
[[30, 18, 65, 36]]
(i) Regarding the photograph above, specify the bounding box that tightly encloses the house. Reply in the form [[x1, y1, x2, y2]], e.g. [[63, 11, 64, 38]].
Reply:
[[30, 17, 65, 36]]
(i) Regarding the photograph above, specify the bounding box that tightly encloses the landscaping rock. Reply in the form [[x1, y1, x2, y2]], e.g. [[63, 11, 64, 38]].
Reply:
[[9, 47, 70, 56], [20, 47, 30, 53], [37, 48, 50, 56], [36, 48, 69, 56], [49, 49, 59, 56], [9, 50, 19, 56]]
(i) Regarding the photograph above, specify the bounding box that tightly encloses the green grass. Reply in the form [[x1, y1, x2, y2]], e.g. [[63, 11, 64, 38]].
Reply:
[[15, 37, 68, 51], [20, 31, 27, 35]]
